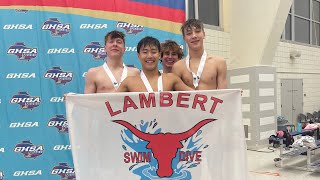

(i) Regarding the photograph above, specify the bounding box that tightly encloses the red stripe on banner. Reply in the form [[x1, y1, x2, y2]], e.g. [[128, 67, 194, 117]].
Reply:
[[0, 0, 185, 23]]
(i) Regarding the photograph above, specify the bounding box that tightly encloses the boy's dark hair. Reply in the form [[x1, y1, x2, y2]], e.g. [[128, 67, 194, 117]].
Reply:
[[104, 30, 126, 45], [161, 40, 184, 59], [137, 36, 161, 53], [180, 19, 204, 37]]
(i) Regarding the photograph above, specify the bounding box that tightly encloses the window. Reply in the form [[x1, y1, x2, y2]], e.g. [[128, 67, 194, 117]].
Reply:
[[295, 17, 310, 44], [313, 0, 320, 45], [188, 0, 220, 26], [187, 0, 195, 19], [313, 0, 320, 21], [283, 0, 320, 46], [312, 22, 320, 45], [285, 15, 292, 40], [295, 0, 310, 18]]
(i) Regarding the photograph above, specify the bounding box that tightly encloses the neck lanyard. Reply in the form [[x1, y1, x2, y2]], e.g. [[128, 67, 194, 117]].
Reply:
[[185, 51, 207, 88], [140, 71, 163, 92], [103, 62, 127, 89]]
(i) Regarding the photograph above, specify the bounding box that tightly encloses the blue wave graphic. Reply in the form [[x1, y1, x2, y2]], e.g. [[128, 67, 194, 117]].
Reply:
[[119, 119, 208, 179]]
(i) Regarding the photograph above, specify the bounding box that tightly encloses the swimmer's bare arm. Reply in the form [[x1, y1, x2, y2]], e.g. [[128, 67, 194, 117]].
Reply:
[[84, 69, 97, 94], [216, 58, 227, 89], [171, 61, 182, 78], [169, 73, 194, 91], [116, 77, 130, 92], [172, 60, 195, 89], [128, 67, 140, 76], [172, 61, 182, 78]]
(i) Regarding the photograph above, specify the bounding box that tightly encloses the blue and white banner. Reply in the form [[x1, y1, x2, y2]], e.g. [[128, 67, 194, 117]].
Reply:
[[66, 89, 248, 180], [0, 1, 185, 179]]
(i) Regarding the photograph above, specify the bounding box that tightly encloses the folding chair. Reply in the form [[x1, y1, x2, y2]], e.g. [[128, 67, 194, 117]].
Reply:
[[306, 113, 314, 123], [313, 111, 320, 122], [285, 124, 295, 132]]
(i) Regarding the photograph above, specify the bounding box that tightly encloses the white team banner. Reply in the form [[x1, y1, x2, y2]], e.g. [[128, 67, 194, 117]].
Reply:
[[66, 89, 248, 180]]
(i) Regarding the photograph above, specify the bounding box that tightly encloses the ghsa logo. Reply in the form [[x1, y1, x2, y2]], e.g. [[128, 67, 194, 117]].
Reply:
[[114, 118, 215, 179], [7, 42, 37, 61], [116, 21, 144, 35], [41, 18, 70, 36], [3, 24, 32, 30], [48, 115, 68, 133], [6, 73, 36, 79], [80, 24, 108, 29], [44, 67, 73, 85], [125, 46, 137, 52], [15, 9, 28, 13], [0, 171, 3, 180], [14, 140, 44, 159], [83, 42, 106, 60], [51, 163, 75, 180], [82, 72, 87, 77], [10, 91, 41, 110], [47, 48, 75, 54]]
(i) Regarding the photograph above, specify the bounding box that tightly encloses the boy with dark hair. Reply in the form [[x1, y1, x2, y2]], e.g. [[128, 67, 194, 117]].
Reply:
[[160, 40, 184, 73], [84, 30, 140, 93], [172, 19, 227, 90], [117, 36, 192, 92]]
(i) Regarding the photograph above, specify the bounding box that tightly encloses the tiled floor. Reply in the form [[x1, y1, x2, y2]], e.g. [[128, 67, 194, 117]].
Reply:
[[247, 148, 320, 180]]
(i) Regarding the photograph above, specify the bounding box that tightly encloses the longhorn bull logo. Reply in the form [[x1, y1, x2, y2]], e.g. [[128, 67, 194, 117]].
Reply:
[[114, 118, 216, 178]]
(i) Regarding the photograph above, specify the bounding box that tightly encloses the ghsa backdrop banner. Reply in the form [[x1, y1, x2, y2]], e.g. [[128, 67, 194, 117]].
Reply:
[[66, 90, 248, 180], [0, 0, 185, 179]]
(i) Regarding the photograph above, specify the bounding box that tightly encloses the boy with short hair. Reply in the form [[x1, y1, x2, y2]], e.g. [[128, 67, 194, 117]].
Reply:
[[117, 36, 192, 92]]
